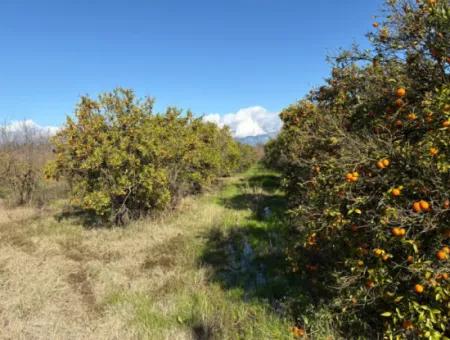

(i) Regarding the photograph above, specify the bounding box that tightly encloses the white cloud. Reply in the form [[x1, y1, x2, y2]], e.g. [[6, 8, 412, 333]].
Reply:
[[1, 119, 59, 137], [203, 106, 281, 138]]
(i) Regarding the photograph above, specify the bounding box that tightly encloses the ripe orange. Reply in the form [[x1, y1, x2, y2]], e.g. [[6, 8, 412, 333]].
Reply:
[[442, 119, 450, 128], [391, 188, 401, 197], [345, 172, 359, 182], [436, 250, 448, 261], [407, 113, 417, 121], [396, 87, 406, 98], [402, 320, 414, 330], [419, 200, 430, 211], [392, 227, 406, 237], [412, 201, 422, 213], [407, 255, 414, 264], [429, 147, 439, 156], [373, 22, 379, 28], [414, 284, 424, 294], [291, 326, 305, 337], [382, 159, 390, 167], [442, 273, 449, 280], [427, 0, 437, 5], [374, 248, 384, 257], [442, 246, 450, 254], [377, 160, 385, 169]]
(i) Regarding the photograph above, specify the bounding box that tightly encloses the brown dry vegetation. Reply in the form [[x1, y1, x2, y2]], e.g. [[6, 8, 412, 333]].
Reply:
[[0, 169, 295, 340]]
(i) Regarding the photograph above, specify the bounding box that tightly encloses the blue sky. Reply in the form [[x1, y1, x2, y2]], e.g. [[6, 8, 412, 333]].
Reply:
[[0, 0, 383, 135]]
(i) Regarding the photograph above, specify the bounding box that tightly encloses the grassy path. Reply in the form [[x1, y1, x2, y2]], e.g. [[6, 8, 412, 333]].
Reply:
[[0, 165, 298, 339]]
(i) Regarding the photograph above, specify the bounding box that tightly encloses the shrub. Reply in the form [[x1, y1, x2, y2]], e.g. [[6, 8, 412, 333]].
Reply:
[[265, 0, 449, 337], [46, 88, 254, 224], [0, 122, 60, 206]]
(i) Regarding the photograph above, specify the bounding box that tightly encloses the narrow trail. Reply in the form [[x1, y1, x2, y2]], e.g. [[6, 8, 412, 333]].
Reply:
[[0, 165, 295, 340]]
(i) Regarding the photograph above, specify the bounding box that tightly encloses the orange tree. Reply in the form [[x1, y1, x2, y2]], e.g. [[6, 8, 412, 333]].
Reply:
[[46, 88, 253, 224], [265, 0, 449, 337]]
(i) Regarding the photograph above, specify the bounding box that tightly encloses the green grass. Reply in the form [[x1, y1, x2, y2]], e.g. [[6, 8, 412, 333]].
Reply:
[[0, 164, 337, 339]]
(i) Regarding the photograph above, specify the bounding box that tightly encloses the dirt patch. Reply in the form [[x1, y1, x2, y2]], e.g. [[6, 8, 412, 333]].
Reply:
[[60, 238, 120, 264], [142, 255, 176, 270], [141, 234, 187, 271], [67, 267, 102, 315]]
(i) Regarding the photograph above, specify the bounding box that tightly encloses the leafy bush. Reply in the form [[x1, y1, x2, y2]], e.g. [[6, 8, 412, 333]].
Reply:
[[46, 88, 254, 224], [265, 0, 449, 337]]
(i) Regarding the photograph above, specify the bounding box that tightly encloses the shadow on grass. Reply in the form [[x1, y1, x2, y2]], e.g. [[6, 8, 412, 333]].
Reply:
[[246, 174, 282, 193], [200, 171, 336, 326], [218, 173, 287, 220], [54, 207, 111, 228]]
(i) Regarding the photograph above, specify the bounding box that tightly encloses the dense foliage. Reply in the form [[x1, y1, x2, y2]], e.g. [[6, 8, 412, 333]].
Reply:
[[265, 0, 449, 337], [46, 88, 255, 224]]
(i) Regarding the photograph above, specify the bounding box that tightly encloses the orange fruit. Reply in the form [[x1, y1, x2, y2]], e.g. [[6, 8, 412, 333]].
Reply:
[[407, 255, 414, 264], [427, 0, 437, 5], [407, 113, 417, 121], [391, 188, 401, 197], [442, 120, 450, 128], [444, 199, 450, 209], [345, 173, 354, 182], [419, 200, 430, 211], [442, 246, 450, 254], [436, 250, 448, 261], [442, 273, 449, 280], [377, 160, 385, 169], [412, 201, 422, 213], [414, 284, 424, 294], [395, 99, 404, 108], [402, 320, 414, 330], [374, 248, 384, 257], [392, 227, 406, 237], [291, 326, 305, 337], [430, 147, 439, 156], [373, 22, 379, 28], [396, 87, 406, 98]]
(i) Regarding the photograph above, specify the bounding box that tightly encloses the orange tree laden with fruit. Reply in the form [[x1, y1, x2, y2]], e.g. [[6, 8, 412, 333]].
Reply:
[[46, 88, 255, 225], [265, 0, 449, 337]]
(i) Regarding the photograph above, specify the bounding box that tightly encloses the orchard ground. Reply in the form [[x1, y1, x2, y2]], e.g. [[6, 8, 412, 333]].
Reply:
[[0, 165, 337, 339]]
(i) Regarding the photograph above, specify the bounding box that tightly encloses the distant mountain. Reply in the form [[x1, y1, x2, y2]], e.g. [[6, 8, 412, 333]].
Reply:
[[235, 134, 274, 145]]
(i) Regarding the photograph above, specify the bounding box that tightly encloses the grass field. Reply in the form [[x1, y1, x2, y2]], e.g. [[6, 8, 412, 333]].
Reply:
[[0, 165, 337, 340]]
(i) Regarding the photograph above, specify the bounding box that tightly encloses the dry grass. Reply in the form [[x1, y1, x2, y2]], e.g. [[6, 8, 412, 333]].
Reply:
[[0, 175, 292, 340]]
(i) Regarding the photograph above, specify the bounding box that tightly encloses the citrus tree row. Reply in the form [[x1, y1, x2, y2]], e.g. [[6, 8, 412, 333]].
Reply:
[[265, 0, 449, 337], [46, 88, 256, 224]]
